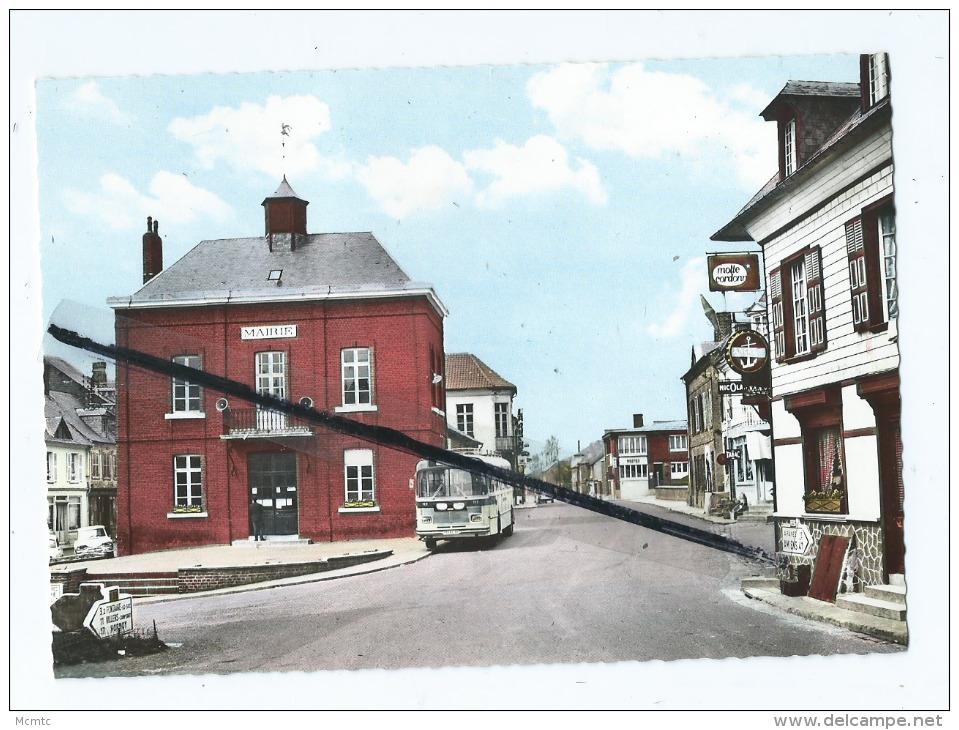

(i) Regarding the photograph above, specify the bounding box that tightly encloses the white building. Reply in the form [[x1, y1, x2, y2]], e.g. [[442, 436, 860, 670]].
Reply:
[[712, 54, 902, 590], [444, 353, 519, 466]]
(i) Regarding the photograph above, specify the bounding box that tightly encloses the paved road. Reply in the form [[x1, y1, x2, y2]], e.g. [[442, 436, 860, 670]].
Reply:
[[55, 502, 900, 678]]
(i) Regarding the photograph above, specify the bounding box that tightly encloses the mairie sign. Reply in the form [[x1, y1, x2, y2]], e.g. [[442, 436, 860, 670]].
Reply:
[[241, 324, 298, 341], [780, 524, 813, 555]]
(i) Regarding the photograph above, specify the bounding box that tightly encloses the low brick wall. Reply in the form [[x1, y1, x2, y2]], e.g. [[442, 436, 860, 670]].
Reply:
[[654, 486, 689, 502], [177, 550, 391, 593], [50, 568, 89, 596]]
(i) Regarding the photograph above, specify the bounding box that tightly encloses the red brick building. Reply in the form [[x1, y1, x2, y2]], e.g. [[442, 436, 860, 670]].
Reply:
[[108, 179, 448, 554]]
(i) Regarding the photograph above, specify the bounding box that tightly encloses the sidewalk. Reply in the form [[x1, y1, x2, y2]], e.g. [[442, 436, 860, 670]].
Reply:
[[618, 494, 908, 646], [51, 537, 430, 605]]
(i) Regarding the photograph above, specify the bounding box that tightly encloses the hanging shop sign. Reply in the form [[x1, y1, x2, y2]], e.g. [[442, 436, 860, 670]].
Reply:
[[725, 329, 769, 375], [718, 380, 771, 398], [708, 253, 761, 292]]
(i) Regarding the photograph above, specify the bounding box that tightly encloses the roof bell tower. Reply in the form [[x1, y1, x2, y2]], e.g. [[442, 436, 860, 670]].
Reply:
[[262, 176, 309, 252]]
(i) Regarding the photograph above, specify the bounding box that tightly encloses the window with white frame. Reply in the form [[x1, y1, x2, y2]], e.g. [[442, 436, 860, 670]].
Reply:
[[344, 449, 375, 503], [619, 463, 648, 480], [846, 201, 897, 331], [172, 355, 202, 412], [618, 436, 647, 455], [494, 402, 509, 438], [868, 53, 889, 106], [46, 452, 57, 483], [783, 118, 798, 176], [670, 461, 689, 477], [174, 455, 204, 509], [771, 247, 826, 361], [341, 348, 372, 407], [669, 434, 688, 452], [67, 452, 83, 483], [456, 404, 474, 437]]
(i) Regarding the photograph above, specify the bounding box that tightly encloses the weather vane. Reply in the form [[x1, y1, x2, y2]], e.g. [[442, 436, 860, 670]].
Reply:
[[281, 123, 292, 174]]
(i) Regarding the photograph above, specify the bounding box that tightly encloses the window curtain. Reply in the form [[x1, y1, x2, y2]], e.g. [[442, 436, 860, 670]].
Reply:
[[816, 427, 842, 492]]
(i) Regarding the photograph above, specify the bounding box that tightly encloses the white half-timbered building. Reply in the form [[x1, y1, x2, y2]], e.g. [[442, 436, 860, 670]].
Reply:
[[712, 54, 902, 593]]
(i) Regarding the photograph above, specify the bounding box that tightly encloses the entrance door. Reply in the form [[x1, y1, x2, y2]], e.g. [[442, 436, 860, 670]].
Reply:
[[248, 452, 298, 536]]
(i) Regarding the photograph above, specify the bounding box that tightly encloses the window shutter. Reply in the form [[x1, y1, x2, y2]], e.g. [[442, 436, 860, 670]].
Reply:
[[846, 218, 871, 331], [806, 246, 826, 353], [770, 268, 786, 361]]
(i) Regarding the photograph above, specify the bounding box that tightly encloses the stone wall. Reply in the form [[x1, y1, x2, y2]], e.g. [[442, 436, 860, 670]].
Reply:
[[777, 518, 885, 590]]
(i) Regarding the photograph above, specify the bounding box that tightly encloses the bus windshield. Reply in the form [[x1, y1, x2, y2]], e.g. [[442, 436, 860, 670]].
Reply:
[[417, 467, 490, 498]]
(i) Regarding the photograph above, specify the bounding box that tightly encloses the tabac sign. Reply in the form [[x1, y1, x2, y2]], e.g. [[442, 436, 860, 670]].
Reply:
[[708, 253, 761, 292]]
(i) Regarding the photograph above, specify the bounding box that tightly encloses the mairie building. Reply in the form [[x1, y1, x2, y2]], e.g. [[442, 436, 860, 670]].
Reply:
[[108, 179, 448, 554]]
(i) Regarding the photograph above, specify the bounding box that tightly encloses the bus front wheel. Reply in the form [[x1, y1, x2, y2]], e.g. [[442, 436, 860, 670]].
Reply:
[[425, 538, 437, 550], [502, 510, 514, 537]]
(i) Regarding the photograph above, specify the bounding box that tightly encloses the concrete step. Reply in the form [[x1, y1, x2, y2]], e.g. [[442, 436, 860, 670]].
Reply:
[[865, 583, 907, 605], [836, 593, 907, 621], [231, 537, 313, 547]]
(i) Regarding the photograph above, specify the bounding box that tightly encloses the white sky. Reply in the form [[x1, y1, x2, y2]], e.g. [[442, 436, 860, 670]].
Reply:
[[10, 9, 950, 716]]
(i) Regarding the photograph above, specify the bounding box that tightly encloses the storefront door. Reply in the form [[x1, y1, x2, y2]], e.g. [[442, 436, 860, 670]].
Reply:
[[248, 452, 298, 536]]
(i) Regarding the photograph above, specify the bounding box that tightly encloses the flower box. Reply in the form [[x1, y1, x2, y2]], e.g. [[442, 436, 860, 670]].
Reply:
[[805, 495, 842, 513]]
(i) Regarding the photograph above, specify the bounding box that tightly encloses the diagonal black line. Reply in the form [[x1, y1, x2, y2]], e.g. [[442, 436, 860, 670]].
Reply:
[[47, 323, 772, 563]]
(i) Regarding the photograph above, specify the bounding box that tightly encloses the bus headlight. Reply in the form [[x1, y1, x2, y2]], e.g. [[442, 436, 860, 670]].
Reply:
[[435, 503, 448, 511], [470, 513, 483, 523], [453, 502, 465, 510]]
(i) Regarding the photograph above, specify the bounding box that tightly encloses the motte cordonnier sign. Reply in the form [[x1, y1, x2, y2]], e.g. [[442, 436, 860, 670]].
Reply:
[[241, 324, 298, 340]]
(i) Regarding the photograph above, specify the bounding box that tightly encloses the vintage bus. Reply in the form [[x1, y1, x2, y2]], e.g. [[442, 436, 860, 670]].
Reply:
[[414, 454, 515, 550]]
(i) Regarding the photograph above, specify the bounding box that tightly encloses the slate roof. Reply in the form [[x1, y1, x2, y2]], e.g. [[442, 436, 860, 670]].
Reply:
[[45, 391, 111, 446], [577, 439, 606, 465], [445, 353, 516, 393], [713, 87, 891, 242], [108, 230, 446, 316], [759, 81, 860, 119], [605, 419, 688, 435]]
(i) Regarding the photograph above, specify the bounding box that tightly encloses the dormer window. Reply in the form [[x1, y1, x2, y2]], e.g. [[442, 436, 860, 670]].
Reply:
[[783, 118, 798, 176], [867, 53, 889, 106]]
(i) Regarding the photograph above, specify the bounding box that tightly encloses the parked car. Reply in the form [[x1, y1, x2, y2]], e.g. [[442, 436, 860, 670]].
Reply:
[[73, 525, 114, 559], [48, 531, 63, 563], [536, 493, 554, 504]]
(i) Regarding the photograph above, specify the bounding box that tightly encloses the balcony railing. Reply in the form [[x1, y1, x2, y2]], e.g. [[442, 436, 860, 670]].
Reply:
[[222, 408, 313, 438]]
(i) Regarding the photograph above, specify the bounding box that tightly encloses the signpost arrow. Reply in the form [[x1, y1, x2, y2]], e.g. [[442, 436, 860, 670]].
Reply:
[[83, 594, 134, 638]]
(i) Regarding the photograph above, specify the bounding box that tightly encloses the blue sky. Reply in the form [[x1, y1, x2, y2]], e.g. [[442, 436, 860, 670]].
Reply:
[[32, 48, 864, 457], [13, 10, 949, 711]]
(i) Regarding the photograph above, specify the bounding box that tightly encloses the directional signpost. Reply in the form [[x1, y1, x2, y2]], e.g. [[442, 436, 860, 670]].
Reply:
[[780, 523, 813, 556], [83, 591, 134, 638]]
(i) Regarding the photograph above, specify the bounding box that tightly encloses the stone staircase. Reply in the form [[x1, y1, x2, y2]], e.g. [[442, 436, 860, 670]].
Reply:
[[230, 535, 313, 547], [837, 583, 907, 622], [736, 503, 774, 523]]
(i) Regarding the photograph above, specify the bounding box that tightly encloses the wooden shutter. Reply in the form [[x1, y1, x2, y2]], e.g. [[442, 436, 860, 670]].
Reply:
[[846, 218, 871, 331], [806, 246, 826, 353], [769, 268, 786, 361]]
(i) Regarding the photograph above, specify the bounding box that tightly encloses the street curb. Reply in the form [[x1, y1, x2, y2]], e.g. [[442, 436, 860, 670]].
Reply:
[[742, 585, 908, 645], [132, 548, 432, 605]]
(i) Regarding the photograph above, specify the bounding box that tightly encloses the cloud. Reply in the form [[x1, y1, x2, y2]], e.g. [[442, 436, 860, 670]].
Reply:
[[464, 135, 606, 208], [646, 257, 706, 339], [63, 171, 232, 230], [355, 146, 473, 219], [528, 63, 776, 189], [63, 81, 130, 124], [168, 95, 335, 180]]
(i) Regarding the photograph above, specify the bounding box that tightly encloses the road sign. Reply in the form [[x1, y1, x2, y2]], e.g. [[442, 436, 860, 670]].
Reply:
[[780, 524, 813, 555], [725, 329, 769, 375], [84, 595, 134, 638]]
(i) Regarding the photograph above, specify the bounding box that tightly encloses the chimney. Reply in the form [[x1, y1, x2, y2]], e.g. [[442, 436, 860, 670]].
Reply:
[[91, 362, 107, 387], [262, 177, 308, 252], [633, 413, 644, 428], [142, 216, 163, 283]]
